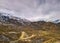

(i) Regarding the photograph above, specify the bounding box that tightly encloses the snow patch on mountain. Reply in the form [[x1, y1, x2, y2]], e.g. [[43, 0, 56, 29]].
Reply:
[[0, 9, 60, 23]]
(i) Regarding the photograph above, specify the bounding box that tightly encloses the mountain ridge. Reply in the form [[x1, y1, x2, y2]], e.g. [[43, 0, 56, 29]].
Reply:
[[0, 12, 31, 26], [0, 12, 60, 43]]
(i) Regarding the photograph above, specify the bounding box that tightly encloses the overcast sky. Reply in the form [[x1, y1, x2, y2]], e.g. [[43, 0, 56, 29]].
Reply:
[[0, 0, 60, 21]]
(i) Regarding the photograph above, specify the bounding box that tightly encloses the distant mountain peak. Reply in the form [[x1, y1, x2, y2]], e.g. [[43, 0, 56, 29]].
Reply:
[[0, 9, 31, 26], [52, 19, 60, 23]]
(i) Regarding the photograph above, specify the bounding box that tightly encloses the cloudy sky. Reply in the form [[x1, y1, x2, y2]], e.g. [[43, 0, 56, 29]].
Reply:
[[0, 0, 60, 21]]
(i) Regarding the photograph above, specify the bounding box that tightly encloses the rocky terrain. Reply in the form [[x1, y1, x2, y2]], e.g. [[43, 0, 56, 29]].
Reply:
[[0, 13, 60, 43]]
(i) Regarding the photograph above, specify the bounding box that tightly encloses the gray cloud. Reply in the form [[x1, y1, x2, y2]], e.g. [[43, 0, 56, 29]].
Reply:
[[0, 0, 60, 21]]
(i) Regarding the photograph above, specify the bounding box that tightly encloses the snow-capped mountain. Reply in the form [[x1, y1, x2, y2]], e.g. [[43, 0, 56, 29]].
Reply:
[[52, 19, 60, 23], [0, 9, 60, 26], [0, 12, 60, 25], [0, 12, 31, 26]]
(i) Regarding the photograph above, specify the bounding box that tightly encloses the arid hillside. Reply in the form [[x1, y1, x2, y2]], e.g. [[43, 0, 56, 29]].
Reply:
[[0, 21, 60, 43]]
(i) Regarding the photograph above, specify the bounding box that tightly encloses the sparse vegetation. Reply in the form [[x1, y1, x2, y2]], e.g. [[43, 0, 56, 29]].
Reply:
[[0, 21, 60, 43]]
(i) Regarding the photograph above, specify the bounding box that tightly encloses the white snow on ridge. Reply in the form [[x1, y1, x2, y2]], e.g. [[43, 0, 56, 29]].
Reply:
[[0, 0, 60, 23], [0, 8, 60, 23]]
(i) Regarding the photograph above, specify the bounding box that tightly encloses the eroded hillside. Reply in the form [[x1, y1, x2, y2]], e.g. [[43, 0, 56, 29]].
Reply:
[[0, 21, 60, 43]]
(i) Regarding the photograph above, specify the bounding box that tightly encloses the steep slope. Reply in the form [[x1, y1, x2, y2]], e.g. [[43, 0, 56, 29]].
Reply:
[[0, 19, 60, 43], [0, 12, 31, 26], [0, 9, 60, 43]]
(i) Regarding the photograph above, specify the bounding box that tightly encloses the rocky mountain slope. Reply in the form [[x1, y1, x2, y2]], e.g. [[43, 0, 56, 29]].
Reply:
[[0, 13, 60, 43], [0, 13, 31, 26]]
